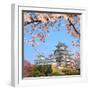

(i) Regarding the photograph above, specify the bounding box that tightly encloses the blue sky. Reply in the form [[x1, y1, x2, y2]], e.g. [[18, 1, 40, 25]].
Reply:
[[24, 13, 80, 64]]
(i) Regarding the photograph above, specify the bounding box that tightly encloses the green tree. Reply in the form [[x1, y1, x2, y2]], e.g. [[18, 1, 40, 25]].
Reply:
[[31, 65, 41, 77]]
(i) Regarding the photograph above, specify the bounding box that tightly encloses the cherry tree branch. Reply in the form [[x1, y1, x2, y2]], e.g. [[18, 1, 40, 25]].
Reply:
[[24, 20, 42, 26], [68, 18, 80, 38]]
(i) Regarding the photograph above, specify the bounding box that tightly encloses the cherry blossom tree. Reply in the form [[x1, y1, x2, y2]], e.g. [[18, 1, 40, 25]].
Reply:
[[23, 12, 80, 47], [23, 60, 32, 77], [74, 52, 80, 69]]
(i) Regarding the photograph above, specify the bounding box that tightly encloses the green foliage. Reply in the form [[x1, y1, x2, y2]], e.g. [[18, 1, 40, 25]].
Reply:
[[30, 64, 52, 77], [32, 70, 41, 77], [52, 72, 60, 76], [25, 63, 80, 77], [44, 65, 52, 76], [31, 65, 41, 77], [62, 68, 80, 75]]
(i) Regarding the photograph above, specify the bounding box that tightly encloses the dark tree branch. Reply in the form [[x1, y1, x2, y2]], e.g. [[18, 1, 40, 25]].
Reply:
[[24, 20, 42, 26], [68, 18, 80, 38]]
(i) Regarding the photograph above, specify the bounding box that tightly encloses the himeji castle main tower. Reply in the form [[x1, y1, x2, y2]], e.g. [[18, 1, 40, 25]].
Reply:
[[54, 42, 71, 68]]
